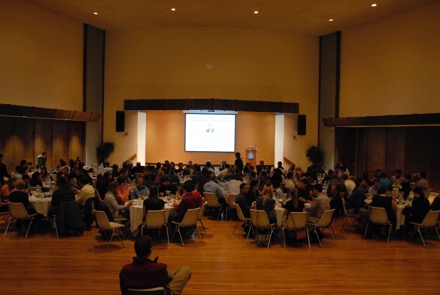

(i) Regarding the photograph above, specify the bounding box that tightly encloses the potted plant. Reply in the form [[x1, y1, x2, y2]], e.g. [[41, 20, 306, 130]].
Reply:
[[306, 146, 324, 166], [96, 142, 115, 166]]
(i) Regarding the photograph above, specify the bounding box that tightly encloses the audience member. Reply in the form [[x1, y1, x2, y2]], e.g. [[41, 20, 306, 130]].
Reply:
[[119, 235, 191, 295]]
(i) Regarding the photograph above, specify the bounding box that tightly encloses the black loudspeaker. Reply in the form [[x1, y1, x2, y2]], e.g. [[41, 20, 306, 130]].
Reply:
[[298, 114, 306, 135], [116, 111, 125, 132]]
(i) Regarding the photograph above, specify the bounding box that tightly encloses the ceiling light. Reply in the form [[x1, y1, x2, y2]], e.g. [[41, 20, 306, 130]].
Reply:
[[93, 12, 98, 15], [329, 18, 334, 22], [371, 3, 377, 7], [254, 10, 259, 14], [170, 8, 176, 12]]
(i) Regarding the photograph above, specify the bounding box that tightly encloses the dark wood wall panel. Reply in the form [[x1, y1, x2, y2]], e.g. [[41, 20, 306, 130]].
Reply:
[[52, 121, 69, 167], [0, 117, 85, 172], [334, 126, 440, 192], [404, 128, 430, 175], [13, 118, 34, 166], [366, 128, 386, 173], [35, 120, 52, 165], [385, 128, 406, 176]]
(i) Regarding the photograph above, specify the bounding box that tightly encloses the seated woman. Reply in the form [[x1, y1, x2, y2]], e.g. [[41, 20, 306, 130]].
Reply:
[[9, 179, 38, 231], [404, 186, 431, 236], [0, 177, 17, 202], [142, 187, 165, 221], [284, 188, 305, 216], [29, 171, 43, 188], [256, 187, 276, 224], [40, 166, 53, 183]]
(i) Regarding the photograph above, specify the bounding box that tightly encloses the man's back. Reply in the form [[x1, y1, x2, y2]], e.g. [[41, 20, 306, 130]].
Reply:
[[120, 257, 170, 295]]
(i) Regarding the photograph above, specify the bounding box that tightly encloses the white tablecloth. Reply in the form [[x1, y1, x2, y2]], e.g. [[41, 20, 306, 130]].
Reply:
[[129, 201, 174, 234], [29, 195, 51, 217]]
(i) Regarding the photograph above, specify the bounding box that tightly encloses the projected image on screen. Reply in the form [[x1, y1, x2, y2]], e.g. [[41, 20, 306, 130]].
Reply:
[[185, 113, 236, 152]]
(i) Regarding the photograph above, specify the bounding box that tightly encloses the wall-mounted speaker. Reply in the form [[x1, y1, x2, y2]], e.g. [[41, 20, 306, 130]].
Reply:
[[116, 111, 125, 132], [298, 114, 306, 135]]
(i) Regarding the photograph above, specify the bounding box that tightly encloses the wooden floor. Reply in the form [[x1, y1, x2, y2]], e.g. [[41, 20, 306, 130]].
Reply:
[[1, 215, 440, 295]]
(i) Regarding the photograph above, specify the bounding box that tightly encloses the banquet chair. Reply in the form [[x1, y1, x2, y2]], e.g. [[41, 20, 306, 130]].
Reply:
[[93, 209, 125, 250], [197, 201, 207, 233], [282, 211, 310, 248], [363, 207, 393, 242], [409, 210, 440, 246], [307, 209, 335, 247], [171, 208, 201, 246], [4, 202, 38, 238], [340, 198, 358, 232], [127, 287, 166, 295], [232, 203, 251, 237], [141, 210, 169, 244], [204, 192, 225, 220], [246, 209, 276, 248], [225, 194, 237, 220]]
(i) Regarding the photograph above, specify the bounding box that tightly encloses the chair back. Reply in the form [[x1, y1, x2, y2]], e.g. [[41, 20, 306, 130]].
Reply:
[[127, 287, 166, 295], [8, 202, 30, 219], [227, 194, 237, 207], [144, 210, 166, 228], [233, 203, 249, 221], [180, 208, 200, 227], [198, 202, 207, 219], [250, 209, 272, 227], [368, 207, 389, 225], [286, 211, 308, 230], [204, 192, 220, 207], [94, 210, 112, 230], [315, 209, 335, 227], [420, 210, 440, 227]]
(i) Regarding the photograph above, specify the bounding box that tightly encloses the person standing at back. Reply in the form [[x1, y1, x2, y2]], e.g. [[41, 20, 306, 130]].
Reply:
[[36, 152, 47, 169]]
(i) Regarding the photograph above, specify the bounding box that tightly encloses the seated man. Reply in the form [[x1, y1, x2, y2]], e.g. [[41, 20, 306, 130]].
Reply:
[[235, 183, 251, 218], [130, 175, 150, 200], [158, 176, 179, 196], [404, 186, 430, 236], [75, 175, 95, 207], [305, 184, 330, 224], [120, 235, 192, 295], [169, 181, 204, 223], [104, 182, 133, 220]]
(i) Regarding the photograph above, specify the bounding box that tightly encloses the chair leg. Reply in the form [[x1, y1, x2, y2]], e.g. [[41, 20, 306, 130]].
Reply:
[[329, 226, 336, 239], [434, 227, 440, 241], [177, 227, 184, 246], [416, 226, 426, 246], [245, 225, 253, 244], [341, 217, 348, 232], [199, 219, 206, 233], [363, 222, 369, 239], [25, 219, 33, 238], [314, 228, 322, 247], [4, 218, 12, 236], [266, 227, 274, 248], [233, 220, 240, 234], [195, 224, 202, 240], [306, 228, 311, 248], [387, 224, 393, 243], [282, 228, 286, 248], [164, 224, 170, 244]]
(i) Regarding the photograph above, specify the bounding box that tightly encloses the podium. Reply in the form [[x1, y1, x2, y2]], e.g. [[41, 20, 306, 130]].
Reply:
[[245, 146, 257, 167]]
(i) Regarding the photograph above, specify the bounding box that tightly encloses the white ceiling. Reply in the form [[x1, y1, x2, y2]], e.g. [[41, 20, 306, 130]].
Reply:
[[26, 0, 436, 35]]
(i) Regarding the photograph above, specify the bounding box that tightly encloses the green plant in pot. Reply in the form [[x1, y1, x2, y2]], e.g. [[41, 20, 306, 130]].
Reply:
[[96, 142, 115, 166]]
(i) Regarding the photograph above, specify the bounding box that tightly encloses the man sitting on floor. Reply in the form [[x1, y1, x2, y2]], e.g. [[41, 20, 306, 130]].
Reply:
[[120, 235, 192, 295]]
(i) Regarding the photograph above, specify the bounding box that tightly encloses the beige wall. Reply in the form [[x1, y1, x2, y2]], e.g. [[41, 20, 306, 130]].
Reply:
[[0, 0, 83, 110], [104, 27, 319, 166], [339, 2, 440, 117]]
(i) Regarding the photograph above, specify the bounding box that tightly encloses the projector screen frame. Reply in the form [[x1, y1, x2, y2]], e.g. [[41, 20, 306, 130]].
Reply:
[[184, 111, 237, 153]]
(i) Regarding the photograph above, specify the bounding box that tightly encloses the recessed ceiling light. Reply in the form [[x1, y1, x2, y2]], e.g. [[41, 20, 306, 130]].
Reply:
[[93, 12, 98, 15], [170, 8, 176, 12], [329, 18, 334, 22], [254, 10, 259, 14], [371, 3, 377, 7]]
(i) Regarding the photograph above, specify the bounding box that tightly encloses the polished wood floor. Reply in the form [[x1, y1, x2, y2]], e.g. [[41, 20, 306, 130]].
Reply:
[[1, 215, 440, 295]]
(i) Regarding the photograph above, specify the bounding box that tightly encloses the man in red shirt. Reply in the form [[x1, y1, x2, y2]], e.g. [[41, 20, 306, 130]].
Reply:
[[171, 181, 204, 222], [119, 235, 191, 295]]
